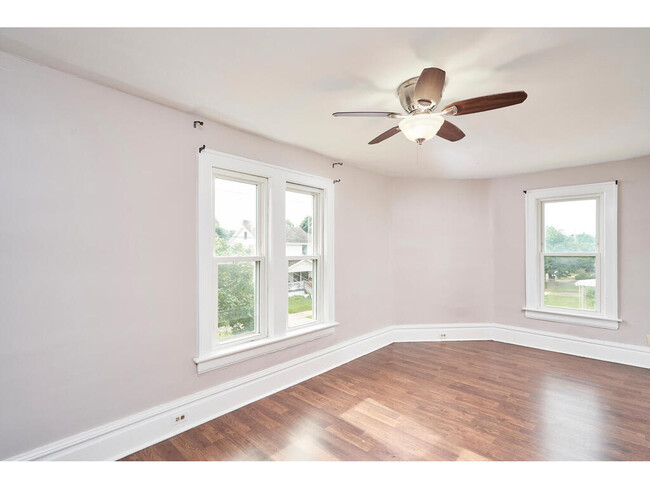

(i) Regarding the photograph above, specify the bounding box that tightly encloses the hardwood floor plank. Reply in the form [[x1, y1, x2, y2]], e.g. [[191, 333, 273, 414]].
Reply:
[[121, 341, 650, 461]]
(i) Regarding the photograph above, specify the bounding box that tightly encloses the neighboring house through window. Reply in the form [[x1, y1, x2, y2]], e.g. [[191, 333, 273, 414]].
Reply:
[[196, 150, 336, 372]]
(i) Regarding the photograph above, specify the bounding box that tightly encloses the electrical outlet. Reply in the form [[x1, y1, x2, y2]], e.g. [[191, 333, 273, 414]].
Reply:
[[440, 333, 447, 339], [172, 414, 186, 425]]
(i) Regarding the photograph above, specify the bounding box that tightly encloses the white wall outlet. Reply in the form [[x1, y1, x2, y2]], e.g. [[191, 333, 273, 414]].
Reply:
[[171, 414, 186, 425], [440, 333, 447, 339]]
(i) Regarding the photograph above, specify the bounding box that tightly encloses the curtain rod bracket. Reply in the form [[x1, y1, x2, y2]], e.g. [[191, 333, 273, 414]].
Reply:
[[198, 145, 206, 153], [333, 179, 341, 184], [332, 162, 343, 168], [193, 121, 204, 129]]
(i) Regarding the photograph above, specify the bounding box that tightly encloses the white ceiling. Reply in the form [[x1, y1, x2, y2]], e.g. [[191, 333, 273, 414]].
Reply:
[[1, 28, 649, 178]]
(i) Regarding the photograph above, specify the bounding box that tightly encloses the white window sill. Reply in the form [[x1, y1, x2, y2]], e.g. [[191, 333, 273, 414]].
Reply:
[[522, 308, 621, 330], [193, 321, 338, 374]]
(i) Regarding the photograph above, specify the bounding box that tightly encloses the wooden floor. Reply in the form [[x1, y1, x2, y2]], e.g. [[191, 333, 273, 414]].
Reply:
[[122, 341, 650, 461]]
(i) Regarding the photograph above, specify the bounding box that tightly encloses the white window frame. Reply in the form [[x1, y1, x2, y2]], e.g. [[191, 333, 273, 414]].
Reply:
[[211, 169, 267, 349], [195, 150, 336, 373], [524, 181, 620, 329], [286, 183, 323, 330]]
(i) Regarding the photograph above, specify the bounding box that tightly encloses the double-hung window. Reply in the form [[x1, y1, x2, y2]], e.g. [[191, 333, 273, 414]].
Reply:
[[196, 150, 336, 373], [212, 171, 266, 347], [286, 184, 322, 328], [524, 181, 620, 329]]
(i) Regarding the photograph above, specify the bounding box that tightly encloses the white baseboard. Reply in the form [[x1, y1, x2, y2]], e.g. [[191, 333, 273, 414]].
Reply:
[[391, 323, 494, 343], [391, 323, 650, 369], [7, 322, 650, 461], [6, 327, 394, 461], [489, 323, 650, 369]]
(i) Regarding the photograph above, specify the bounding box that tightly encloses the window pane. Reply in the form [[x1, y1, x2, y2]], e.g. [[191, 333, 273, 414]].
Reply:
[[286, 189, 314, 255], [214, 177, 257, 256], [217, 262, 257, 340], [544, 256, 596, 311], [544, 199, 597, 252], [288, 259, 316, 327]]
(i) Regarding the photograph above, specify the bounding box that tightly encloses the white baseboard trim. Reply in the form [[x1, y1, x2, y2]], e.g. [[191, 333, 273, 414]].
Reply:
[[392, 323, 494, 343], [392, 323, 650, 369], [7, 322, 650, 461], [6, 326, 394, 461], [489, 323, 650, 369]]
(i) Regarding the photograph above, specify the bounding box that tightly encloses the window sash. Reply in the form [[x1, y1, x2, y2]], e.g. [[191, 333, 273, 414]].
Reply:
[[286, 184, 323, 329], [540, 196, 600, 254], [212, 169, 267, 348], [287, 257, 320, 328], [539, 253, 601, 313], [213, 259, 265, 347], [538, 195, 601, 314], [286, 183, 322, 257], [212, 168, 266, 259]]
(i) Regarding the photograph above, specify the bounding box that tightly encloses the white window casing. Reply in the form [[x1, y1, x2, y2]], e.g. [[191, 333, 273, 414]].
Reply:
[[523, 181, 621, 329], [196, 150, 336, 373]]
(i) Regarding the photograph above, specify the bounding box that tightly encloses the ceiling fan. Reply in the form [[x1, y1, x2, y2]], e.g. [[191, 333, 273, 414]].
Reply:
[[333, 67, 527, 145]]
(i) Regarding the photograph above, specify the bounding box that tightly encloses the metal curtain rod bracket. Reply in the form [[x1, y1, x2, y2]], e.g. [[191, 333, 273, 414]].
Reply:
[[198, 145, 206, 153], [332, 162, 343, 168], [193, 121, 204, 128], [523, 190, 527, 194], [333, 179, 341, 184]]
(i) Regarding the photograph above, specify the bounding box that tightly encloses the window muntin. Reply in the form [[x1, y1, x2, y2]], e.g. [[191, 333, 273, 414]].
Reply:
[[286, 184, 322, 328], [213, 171, 266, 347], [540, 197, 600, 313]]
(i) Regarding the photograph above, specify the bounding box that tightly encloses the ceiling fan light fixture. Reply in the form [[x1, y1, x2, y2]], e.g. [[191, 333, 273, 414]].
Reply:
[[398, 114, 445, 144], [333, 67, 526, 146]]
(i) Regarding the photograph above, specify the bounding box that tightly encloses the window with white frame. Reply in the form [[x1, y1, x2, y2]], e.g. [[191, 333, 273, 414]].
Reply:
[[196, 150, 336, 373], [212, 171, 266, 347], [524, 181, 620, 329], [286, 184, 322, 328]]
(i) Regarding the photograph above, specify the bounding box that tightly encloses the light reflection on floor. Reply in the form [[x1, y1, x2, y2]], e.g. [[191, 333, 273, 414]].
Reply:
[[540, 376, 604, 460], [340, 398, 489, 461], [270, 419, 339, 461]]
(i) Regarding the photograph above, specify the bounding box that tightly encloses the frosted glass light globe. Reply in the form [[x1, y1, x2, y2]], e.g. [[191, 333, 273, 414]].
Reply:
[[398, 114, 445, 143]]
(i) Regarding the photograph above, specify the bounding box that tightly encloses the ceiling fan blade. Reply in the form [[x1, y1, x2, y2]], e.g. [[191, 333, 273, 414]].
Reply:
[[368, 126, 401, 145], [442, 91, 528, 115], [436, 120, 465, 142], [414, 68, 446, 108], [333, 111, 402, 118]]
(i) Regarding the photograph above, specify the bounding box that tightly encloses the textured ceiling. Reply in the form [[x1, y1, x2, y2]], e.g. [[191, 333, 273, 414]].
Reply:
[[1, 28, 649, 178]]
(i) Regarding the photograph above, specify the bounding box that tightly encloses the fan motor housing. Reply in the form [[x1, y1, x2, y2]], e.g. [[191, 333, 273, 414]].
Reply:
[[397, 76, 429, 114]]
